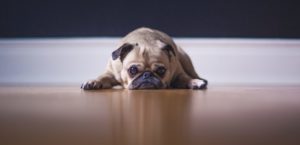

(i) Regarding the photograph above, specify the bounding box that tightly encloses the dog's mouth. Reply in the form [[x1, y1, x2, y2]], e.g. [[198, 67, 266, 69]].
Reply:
[[130, 81, 163, 90], [137, 82, 157, 89]]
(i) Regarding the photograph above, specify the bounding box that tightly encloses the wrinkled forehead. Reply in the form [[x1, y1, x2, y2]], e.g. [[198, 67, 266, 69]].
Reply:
[[139, 39, 166, 48], [122, 41, 170, 66], [120, 38, 166, 49], [141, 40, 167, 57]]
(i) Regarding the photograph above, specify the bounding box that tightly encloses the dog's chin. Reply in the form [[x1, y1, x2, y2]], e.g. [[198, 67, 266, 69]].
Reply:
[[138, 82, 158, 89], [129, 82, 163, 90]]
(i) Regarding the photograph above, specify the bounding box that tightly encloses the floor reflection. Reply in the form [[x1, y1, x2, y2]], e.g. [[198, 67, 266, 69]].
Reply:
[[85, 88, 300, 145], [105, 90, 197, 145], [1, 87, 300, 145]]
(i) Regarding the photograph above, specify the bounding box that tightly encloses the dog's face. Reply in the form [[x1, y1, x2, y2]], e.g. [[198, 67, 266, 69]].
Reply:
[[81, 27, 207, 90], [112, 40, 176, 89]]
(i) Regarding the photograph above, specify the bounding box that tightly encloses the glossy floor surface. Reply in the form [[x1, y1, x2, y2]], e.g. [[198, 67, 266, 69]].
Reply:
[[0, 86, 300, 145]]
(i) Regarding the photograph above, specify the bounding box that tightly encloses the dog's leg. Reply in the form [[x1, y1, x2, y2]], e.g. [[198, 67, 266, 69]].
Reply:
[[188, 78, 208, 89], [170, 73, 207, 89], [81, 72, 120, 90], [175, 46, 208, 89]]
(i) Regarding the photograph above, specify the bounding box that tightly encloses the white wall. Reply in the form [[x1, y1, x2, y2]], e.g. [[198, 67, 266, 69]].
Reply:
[[0, 38, 300, 85]]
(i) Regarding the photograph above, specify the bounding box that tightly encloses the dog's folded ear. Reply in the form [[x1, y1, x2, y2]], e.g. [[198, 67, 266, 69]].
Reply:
[[112, 43, 134, 62]]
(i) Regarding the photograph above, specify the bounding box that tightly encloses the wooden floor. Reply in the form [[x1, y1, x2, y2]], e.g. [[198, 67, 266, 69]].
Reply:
[[0, 86, 300, 145]]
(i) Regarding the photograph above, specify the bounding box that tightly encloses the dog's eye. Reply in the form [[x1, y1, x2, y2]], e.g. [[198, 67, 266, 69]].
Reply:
[[156, 66, 166, 77], [128, 65, 138, 77]]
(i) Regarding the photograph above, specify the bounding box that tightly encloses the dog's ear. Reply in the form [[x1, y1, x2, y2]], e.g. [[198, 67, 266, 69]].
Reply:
[[162, 44, 176, 61], [112, 43, 134, 62]]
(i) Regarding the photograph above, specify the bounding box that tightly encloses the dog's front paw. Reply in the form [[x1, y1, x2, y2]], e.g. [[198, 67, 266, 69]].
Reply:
[[81, 79, 112, 90], [188, 79, 207, 90]]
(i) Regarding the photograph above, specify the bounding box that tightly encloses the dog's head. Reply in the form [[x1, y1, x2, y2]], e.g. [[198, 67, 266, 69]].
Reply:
[[112, 28, 177, 89]]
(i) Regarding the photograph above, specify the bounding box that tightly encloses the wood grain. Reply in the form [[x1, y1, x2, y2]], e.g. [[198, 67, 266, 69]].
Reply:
[[0, 86, 300, 145]]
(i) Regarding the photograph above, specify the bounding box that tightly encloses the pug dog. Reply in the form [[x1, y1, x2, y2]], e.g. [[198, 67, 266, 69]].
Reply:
[[81, 27, 207, 90]]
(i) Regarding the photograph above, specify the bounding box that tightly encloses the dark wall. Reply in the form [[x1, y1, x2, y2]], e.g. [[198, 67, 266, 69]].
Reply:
[[1, 0, 299, 38]]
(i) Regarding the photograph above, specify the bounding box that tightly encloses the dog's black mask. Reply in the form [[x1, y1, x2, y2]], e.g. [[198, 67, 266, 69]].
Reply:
[[129, 71, 163, 90]]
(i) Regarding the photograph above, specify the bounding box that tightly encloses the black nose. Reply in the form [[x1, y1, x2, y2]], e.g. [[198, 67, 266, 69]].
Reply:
[[142, 71, 152, 79]]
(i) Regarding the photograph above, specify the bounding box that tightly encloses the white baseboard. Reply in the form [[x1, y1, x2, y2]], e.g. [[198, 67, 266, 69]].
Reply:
[[1, 38, 300, 85]]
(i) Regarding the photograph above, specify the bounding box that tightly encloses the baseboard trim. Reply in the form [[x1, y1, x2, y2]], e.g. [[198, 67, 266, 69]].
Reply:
[[1, 38, 300, 85]]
